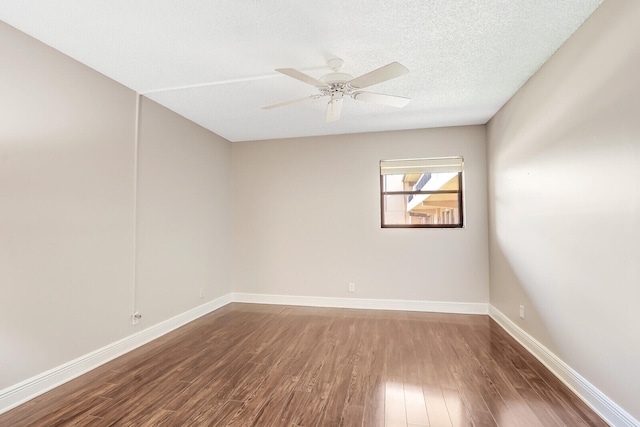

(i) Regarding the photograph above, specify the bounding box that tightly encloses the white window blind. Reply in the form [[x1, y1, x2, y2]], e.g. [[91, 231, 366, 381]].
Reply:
[[380, 157, 463, 175]]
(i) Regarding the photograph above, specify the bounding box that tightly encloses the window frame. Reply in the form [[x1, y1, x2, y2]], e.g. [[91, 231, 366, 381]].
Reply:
[[379, 157, 465, 229]]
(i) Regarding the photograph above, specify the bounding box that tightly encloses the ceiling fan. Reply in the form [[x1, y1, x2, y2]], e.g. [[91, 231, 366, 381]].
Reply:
[[262, 58, 411, 122]]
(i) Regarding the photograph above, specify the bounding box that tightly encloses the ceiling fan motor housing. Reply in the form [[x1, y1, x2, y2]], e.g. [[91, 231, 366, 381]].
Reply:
[[321, 67, 355, 97], [320, 72, 353, 85], [321, 58, 354, 92]]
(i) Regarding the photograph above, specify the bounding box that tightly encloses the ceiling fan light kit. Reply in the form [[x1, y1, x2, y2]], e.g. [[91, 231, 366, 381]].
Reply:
[[263, 58, 411, 122]]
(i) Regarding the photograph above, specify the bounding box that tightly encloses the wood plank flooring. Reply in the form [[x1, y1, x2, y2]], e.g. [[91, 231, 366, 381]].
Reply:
[[0, 303, 608, 426]]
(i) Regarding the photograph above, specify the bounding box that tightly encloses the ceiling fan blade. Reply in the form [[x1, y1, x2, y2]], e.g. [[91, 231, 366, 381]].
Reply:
[[347, 62, 409, 89], [352, 91, 411, 108], [325, 95, 343, 122], [276, 68, 329, 89], [261, 95, 317, 110]]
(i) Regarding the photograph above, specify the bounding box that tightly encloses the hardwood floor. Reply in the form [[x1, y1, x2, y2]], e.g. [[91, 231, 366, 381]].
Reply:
[[0, 303, 608, 426]]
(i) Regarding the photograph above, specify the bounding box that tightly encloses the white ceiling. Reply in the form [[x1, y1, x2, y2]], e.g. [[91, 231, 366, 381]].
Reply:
[[1, 0, 602, 142]]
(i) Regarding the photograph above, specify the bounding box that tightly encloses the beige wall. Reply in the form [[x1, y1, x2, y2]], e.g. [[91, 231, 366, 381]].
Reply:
[[487, 0, 640, 420], [232, 127, 489, 303], [0, 22, 232, 390], [0, 20, 136, 389], [136, 98, 232, 325]]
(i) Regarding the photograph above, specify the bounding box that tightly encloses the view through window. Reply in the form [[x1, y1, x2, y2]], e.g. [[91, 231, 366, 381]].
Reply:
[[380, 157, 464, 228]]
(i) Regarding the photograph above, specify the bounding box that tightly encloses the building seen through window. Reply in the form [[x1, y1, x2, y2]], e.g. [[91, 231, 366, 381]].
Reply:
[[380, 157, 464, 228]]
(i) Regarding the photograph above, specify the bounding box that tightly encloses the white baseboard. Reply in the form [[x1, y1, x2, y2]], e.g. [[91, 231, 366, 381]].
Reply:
[[231, 292, 489, 315], [0, 293, 232, 415], [489, 305, 639, 427]]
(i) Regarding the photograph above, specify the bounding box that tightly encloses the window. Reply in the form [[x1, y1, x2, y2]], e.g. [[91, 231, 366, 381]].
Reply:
[[380, 157, 464, 228]]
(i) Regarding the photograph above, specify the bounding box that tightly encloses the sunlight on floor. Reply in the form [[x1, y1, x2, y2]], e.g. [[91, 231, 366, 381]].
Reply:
[[384, 381, 461, 426]]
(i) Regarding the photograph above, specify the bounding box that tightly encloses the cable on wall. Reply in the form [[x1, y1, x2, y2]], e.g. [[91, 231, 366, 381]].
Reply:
[[131, 93, 142, 325]]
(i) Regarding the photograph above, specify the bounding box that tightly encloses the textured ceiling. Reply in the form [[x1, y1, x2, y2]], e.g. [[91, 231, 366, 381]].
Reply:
[[0, 0, 602, 142]]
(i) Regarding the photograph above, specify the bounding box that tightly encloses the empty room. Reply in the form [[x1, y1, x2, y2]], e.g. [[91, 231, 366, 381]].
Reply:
[[1, 1, 638, 426]]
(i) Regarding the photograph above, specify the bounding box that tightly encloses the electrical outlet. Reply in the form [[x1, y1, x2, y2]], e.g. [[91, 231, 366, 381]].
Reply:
[[348, 282, 355, 292], [519, 305, 525, 319], [131, 310, 141, 325]]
